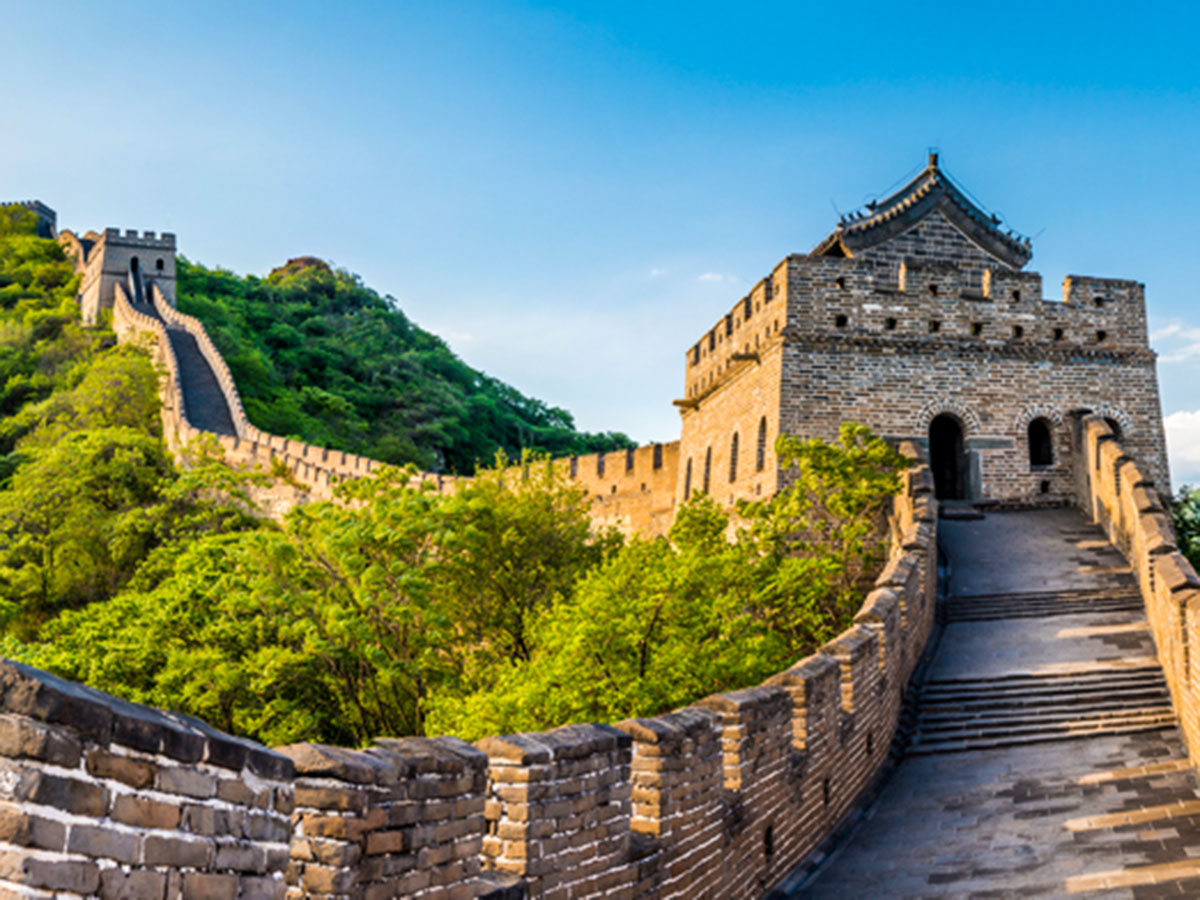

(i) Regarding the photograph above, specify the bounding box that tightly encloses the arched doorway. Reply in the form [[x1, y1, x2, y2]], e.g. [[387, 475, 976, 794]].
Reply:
[[929, 414, 966, 500]]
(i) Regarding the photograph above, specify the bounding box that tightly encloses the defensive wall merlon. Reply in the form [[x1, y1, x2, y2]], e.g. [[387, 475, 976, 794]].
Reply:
[[1077, 416, 1200, 773], [0, 446, 938, 900], [683, 255, 1150, 403]]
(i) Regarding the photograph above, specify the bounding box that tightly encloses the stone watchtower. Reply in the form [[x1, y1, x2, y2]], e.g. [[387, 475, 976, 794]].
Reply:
[[58, 227, 177, 324], [674, 153, 1168, 509]]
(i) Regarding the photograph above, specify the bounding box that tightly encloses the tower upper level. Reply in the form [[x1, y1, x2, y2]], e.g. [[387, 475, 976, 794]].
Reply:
[[59, 226, 177, 324], [813, 154, 1032, 292]]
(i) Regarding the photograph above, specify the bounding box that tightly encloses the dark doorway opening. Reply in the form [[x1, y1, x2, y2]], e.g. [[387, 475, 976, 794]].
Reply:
[[929, 414, 966, 500], [1028, 419, 1054, 468]]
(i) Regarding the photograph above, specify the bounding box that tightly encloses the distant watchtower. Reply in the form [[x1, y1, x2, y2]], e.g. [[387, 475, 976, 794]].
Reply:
[[58, 227, 177, 324]]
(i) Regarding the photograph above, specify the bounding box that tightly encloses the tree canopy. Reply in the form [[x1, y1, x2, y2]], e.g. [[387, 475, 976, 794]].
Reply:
[[177, 258, 633, 473]]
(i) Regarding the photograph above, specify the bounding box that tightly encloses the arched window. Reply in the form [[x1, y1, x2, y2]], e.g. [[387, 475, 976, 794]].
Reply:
[[756, 417, 767, 472], [155, 258, 164, 271], [1028, 418, 1053, 468], [703, 447, 712, 493], [130, 256, 140, 275], [729, 433, 739, 483], [684, 458, 692, 500]]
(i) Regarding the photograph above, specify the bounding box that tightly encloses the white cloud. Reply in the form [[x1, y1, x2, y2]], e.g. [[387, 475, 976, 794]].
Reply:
[[1165, 410, 1200, 486], [697, 272, 724, 282], [1151, 323, 1182, 341], [649, 267, 665, 278]]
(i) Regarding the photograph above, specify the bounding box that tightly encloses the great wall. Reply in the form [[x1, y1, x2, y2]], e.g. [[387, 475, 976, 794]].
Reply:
[[1, 155, 1198, 896]]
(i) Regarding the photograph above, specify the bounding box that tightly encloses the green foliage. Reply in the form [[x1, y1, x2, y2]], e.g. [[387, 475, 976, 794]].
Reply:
[[28, 459, 615, 746], [0, 207, 261, 640], [1173, 485, 1200, 572], [176, 258, 633, 473], [429, 424, 908, 740], [22, 425, 906, 746]]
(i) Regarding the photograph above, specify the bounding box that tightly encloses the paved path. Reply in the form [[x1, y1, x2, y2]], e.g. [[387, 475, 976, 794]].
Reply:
[[797, 509, 1200, 899]]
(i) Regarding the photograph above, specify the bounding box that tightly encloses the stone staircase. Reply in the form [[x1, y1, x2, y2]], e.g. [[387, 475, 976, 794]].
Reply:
[[129, 293, 237, 437], [908, 666, 1175, 754]]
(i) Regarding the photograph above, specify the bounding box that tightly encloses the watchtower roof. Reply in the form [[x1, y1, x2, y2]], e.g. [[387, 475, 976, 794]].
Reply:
[[813, 153, 1033, 269]]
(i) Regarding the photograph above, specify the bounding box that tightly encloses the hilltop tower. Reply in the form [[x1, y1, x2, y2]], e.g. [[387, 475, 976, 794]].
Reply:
[[58, 227, 177, 324], [671, 153, 1167, 513]]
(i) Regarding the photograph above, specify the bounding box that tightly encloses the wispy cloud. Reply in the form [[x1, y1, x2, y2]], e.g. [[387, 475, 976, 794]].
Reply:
[[1165, 410, 1200, 485], [649, 267, 665, 277], [697, 272, 724, 282], [1151, 320, 1200, 363]]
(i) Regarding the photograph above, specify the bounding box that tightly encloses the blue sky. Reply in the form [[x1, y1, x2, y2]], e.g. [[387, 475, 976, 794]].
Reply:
[[5, 2, 1200, 479]]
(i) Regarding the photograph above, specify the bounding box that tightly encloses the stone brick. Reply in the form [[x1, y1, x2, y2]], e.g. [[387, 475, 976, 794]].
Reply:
[[112, 794, 182, 829], [0, 713, 81, 766], [67, 823, 140, 863], [87, 748, 156, 788], [99, 867, 167, 900], [157, 765, 216, 799], [143, 834, 214, 868], [213, 841, 265, 873], [0, 850, 100, 893], [0, 803, 64, 850], [181, 872, 237, 900]]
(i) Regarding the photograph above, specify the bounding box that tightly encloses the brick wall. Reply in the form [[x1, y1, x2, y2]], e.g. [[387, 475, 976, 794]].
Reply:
[[1076, 417, 1200, 766], [0, 659, 293, 900], [678, 251, 1169, 513]]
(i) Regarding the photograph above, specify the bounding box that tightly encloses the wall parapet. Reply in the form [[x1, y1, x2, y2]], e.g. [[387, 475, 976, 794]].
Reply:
[[1077, 417, 1200, 765], [0, 447, 937, 898]]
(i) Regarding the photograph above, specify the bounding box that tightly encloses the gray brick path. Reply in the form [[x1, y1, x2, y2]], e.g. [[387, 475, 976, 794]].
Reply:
[[795, 509, 1200, 899]]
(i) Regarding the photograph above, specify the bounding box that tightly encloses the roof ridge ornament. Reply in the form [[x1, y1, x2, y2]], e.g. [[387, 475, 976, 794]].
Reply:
[[812, 153, 1033, 269]]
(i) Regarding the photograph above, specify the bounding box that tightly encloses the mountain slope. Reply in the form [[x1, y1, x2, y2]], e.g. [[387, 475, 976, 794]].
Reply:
[[177, 256, 632, 473]]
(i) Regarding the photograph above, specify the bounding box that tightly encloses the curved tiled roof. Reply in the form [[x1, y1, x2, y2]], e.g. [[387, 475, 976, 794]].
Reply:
[[813, 154, 1033, 269]]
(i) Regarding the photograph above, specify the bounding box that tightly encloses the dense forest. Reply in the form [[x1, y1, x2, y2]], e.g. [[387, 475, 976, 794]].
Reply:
[[177, 256, 632, 473], [0, 203, 912, 748]]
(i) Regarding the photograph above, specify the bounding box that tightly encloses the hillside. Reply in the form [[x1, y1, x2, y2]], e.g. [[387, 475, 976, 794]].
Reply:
[[176, 256, 632, 473]]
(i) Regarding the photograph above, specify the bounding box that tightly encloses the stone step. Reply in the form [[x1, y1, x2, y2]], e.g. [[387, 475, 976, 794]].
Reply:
[[944, 598, 1145, 621], [166, 329, 237, 436], [920, 689, 1170, 721], [920, 669, 1165, 700], [917, 702, 1174, 734], [906, 718, 1178, 755], [908, 710, 1178, 755]]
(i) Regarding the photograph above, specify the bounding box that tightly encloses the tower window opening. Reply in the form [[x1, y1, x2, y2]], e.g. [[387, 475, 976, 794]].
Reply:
[[885, 317, 897, 331], [684, 458, 693, 500], [1011, 289, 1021, 302], [756, 417, 767, 472], [1096, 330, 1107, 343], [1040, 479, 1050, 494], [703, 448, 712, 494], [835, 276, 846, 290], [928, 283, 939, 297], [729, 432, 739, 483], [835, 314, 848, 328], [597, 453, 606, 477], [1012, 325, 1024, 339], [155, 258, 164, 271], [1053, 327, 1065, 341], [744, 297, 752, 318], [929, 320, 941, 333], [653, 443, 663, 470], [626, 448, 635, 472], [1093, 296, 1105, 307], [1028, 418, 1054, 468], [971, 322, 984, 336]]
